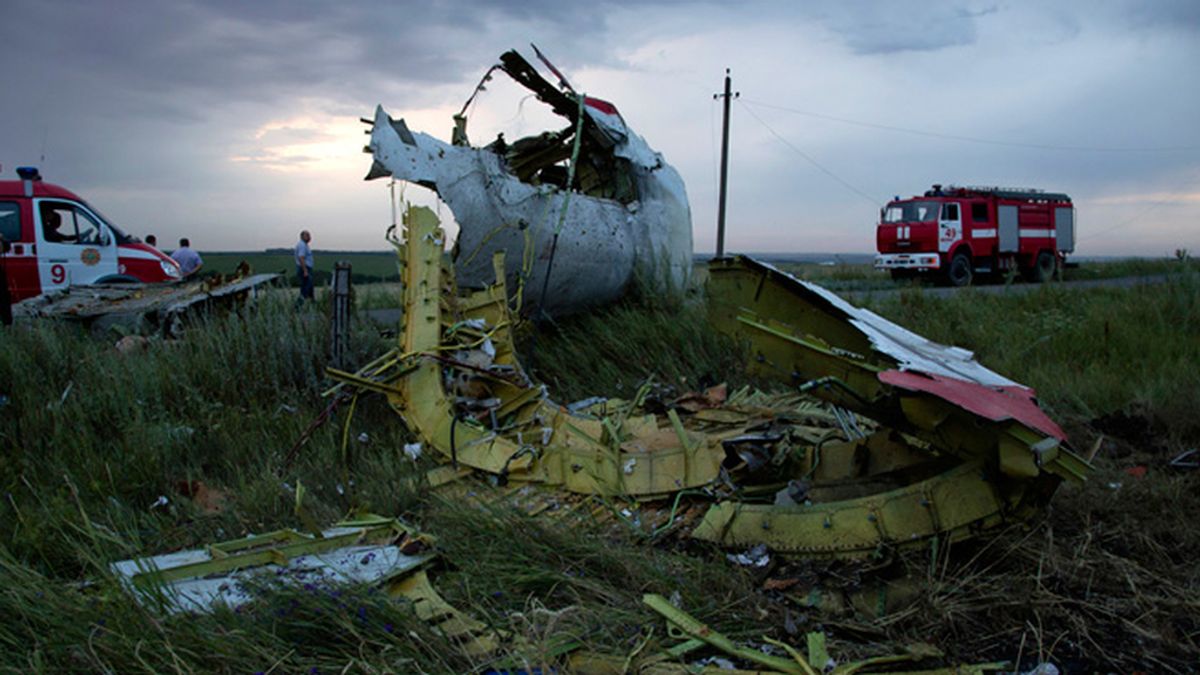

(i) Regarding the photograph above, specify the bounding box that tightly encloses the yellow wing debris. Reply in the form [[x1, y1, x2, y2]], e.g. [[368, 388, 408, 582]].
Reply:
[[329, 205, 1090, 560]]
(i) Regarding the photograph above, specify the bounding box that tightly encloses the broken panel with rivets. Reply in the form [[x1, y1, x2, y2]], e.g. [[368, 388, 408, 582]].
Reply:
[[331, 206, 1089, 559]]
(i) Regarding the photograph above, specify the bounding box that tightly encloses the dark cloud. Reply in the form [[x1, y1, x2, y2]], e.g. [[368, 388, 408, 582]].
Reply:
[[1, 0, 1196, 254], [1, 0, 651, 120], [0, 0, 652, 191], [1121, 0, 1200, 32], [808, 1, 991, 54]]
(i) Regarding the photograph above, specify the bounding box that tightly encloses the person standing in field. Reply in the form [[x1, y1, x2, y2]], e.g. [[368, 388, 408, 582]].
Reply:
[[145, 234, 158, 248], [295, 230, 314, 303], [171, 237, 203, 278]]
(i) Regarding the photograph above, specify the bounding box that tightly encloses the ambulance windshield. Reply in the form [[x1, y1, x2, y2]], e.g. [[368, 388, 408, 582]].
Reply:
[[884, 200, 941, 223], [82, 202, 134, 245]]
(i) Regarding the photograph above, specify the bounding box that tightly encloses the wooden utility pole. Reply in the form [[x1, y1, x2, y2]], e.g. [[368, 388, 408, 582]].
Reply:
[[714, 68, 738, 258]]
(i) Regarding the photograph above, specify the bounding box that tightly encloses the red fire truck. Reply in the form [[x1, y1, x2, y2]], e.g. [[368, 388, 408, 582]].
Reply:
[[0, 167, 182, 302], [874, 184, 1075, 286]]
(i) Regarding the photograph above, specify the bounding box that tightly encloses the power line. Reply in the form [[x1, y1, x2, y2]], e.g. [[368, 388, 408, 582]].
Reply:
[[741, 98, 1200, 153], [737, 100, 880, 208], [1080, 170, 1200, 243]]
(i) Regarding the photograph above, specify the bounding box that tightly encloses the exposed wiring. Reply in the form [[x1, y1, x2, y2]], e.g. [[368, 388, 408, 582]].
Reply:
[[649, 489, 710, 539], [458, 65, 501, 117], [502, 93, 538, 127], [741, 98, 1200, 153], [1079, 170, 1200, 243]]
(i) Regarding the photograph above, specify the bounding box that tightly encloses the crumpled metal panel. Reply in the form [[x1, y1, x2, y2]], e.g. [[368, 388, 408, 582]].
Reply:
[[13, 273, 280, 327], [332, 206, 1089, 559], [364, 48, 692, 316], [879, 370, 1065, 440], [110, 514, 502, 657], [375, 206, 721, 496], [110, 515, 432, 614], [704, 256, 1073, 461], [706, 256, 1016, 386]]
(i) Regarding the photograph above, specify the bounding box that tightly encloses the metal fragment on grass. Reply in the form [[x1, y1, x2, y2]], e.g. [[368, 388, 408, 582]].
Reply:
[[110, 517, 433, 614], [329, 205, 1091, 560]]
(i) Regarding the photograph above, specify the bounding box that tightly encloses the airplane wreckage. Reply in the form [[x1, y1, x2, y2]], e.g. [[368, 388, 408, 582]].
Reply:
[[13, 271, 280, 334], [364, 48, 692, 316], [113, 206, 1087, 672], [319, 204, 1090, 558], [109, 50, 1090, 671], [348, 48, 1088, 557]]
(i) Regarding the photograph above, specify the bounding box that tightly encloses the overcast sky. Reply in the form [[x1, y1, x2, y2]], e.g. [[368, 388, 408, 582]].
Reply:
[[2, 0, 1197, 256]]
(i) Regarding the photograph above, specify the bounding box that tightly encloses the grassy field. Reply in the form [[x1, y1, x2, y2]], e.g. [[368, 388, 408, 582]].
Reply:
[[202, 251, 402, 286], [0, 260, 1197, 672], [766, 255, 1193, 292], [203, 251, 1191, 295]]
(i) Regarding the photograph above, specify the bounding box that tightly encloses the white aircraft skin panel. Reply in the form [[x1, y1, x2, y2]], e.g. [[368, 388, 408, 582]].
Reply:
[[368, 102, 692, 315], [111, 525, 433, 615]]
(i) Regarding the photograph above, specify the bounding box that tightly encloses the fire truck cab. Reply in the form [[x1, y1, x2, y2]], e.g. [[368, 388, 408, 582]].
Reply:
[[0, 167, 181, 303], [874, 184, 1074, 286]]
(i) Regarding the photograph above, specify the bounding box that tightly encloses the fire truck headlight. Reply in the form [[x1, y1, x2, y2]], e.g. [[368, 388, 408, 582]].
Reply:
[[161, 259, 182, 279]]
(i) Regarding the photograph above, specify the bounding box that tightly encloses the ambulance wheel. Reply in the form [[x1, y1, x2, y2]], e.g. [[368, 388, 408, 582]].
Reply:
[[1026, 251, 1057, 283], [947, 252, 973, 287]]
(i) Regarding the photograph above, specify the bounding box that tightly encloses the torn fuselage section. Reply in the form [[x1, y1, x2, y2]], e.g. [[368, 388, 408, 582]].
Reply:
[[365, 48, 692, 316], [332, 207, 1089, 559]]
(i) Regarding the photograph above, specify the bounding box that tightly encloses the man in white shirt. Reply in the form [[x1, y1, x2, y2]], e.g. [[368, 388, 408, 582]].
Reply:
[[171, 238, 203, 278], [295, 230, 314, 302]]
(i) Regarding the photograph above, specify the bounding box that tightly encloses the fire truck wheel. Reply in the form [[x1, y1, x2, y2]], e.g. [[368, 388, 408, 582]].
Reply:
[[1027, 251, 1057, 283], [947, 252, 973, 287]]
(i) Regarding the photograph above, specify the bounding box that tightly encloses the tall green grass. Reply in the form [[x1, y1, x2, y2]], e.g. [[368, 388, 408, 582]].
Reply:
[[858, 268, 1200, 443], [0, 299, 455, 671], [202, 251, 402, 286], [1, 301, 380, 573], [771, 256, 1197, 292], [522, 285, 746, 402], [0, 296, 759, 671], [1, 266, 1197, 671]]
